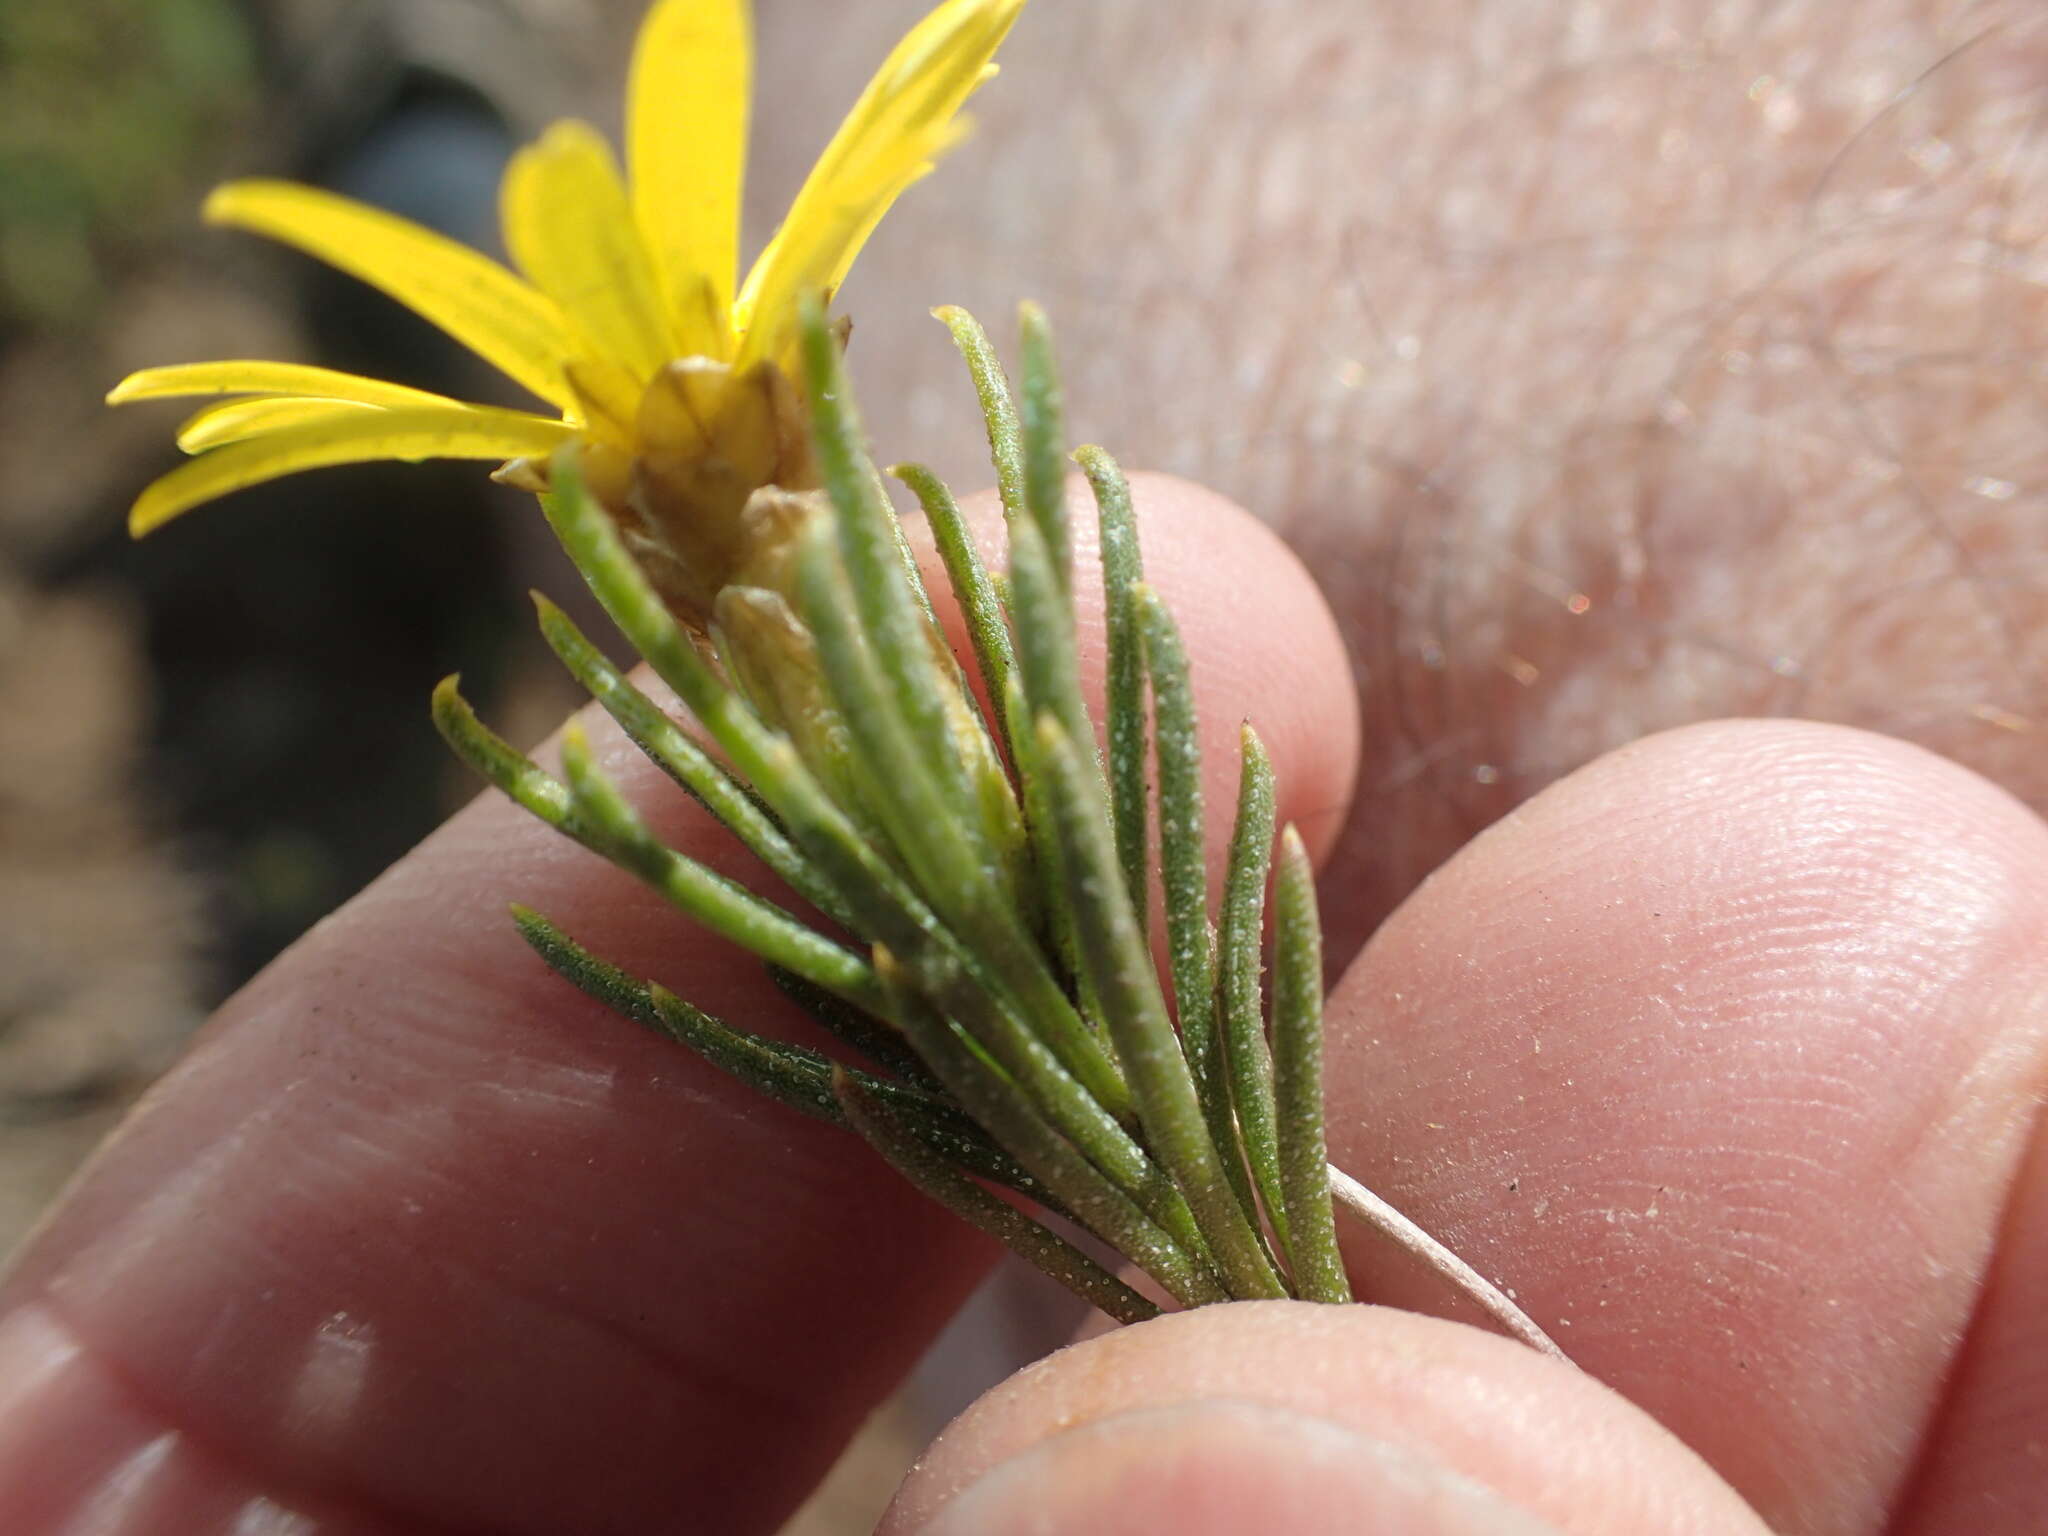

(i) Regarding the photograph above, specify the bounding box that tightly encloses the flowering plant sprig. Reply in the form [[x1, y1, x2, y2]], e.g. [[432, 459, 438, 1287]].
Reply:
[[109, 0, 1568, 1351]]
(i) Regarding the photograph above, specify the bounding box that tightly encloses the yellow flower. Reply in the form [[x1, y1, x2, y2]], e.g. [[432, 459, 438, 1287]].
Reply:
[[109, 0, 1023, 619]]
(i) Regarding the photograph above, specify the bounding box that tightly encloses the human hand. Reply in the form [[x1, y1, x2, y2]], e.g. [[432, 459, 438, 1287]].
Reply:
[[8, 0, 2048, 1529], [1, 474, 2041, 1534]]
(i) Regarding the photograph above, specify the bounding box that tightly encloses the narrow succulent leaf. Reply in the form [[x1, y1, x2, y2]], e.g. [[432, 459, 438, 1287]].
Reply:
[[1006, 515, 1097, 784], [766, 964, 947, 1096], [892, 460, 1017, 752], [1004, 513, 1116, 1026], [796, 519, 1134, 1121], [933, 305, 1026, 522], [1016, 303, 1071, 590], [1005, 665, 1083, 994], [432, 675, 579, 833], [440, 686, 874, 1014], [896, 939, 1214, 1267], [863, 464, 1033, 920], [532, 592, 855, 928], [835, 1067, 1159, 1325], [644, 984, 854, 1124], [800, 300, 985, 847], [1134, 589, 1215, 1073], [1271, 827, 1351, 1304], [511, 907, 1048, 1198], [649, 983, 1057, 1202], [1135, 586, 1263, 1228], [550, 721, 885, 1012], [874, 949, 1226, 1307], [511, 903, 664, 1028], [540, 453, 947, 962], [1035, 715, 1289, 1301], [1079, 445, 1148, 947], [1218, 725, 1290, 1251], [821, 364, 995, 830]]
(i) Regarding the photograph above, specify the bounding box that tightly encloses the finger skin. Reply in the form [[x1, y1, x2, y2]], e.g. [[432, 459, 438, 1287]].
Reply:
[[1892, 1110, 2048, 1535], [0, 476, 1359, 1535], [1320, 720, 2048, 1535], [881, 1302, 1771, 1536]]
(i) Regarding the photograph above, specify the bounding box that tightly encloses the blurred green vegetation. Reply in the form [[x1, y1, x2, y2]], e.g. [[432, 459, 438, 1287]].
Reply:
[[0, 0, 255, 333]]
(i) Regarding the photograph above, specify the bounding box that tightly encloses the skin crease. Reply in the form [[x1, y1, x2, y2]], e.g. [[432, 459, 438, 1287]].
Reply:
[[0, 1, 2045, 1533]]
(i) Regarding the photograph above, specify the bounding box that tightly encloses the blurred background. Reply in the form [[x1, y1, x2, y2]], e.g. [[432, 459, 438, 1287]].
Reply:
[[0, 2, 1068, 1527], [0, 0, 610, 1264]]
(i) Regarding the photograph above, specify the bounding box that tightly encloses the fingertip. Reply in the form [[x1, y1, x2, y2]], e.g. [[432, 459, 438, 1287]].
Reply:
[[884, 1302, 1767, 1536], [917, 1400, 1561, 1536], [1323, 718, 2048, 1531]]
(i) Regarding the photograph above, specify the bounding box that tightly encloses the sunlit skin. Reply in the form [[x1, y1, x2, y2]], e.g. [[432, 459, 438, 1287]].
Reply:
[[2, 2, 2045, 1534]]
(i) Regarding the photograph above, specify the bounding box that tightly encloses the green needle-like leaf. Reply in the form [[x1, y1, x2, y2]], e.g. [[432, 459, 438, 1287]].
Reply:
[[510, 906, 1046, 1199], [766, 965, 946, 1095], [542, 719, 884, 1013], [424, 301, 1556, 1340], [874, 948, 1225, 1308], [893, 461, 1017, 753], [1035, 715, 1288, 1300], [835, 1067, 1160, 1325], [934, 305, 1026, 524], [796, 519, 1134, 1123], [802, 301, 983, 840], [1135, 588, 1262, 1230], [1080, 445, 1149, 949], [1006, 515, 1097, 787], [511, 903, 663, 1028], [532, 592, 853, 928], [432, 674, 579, 833], [1135, 589, 1214, 1073], [1219, 725, 1289, 1252], [1017, 303, 1071, 593], [1271, 827, 1351, 1304]]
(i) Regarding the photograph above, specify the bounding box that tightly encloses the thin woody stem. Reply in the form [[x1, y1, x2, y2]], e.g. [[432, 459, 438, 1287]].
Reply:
[[1326, 1165, 1573, 1365]]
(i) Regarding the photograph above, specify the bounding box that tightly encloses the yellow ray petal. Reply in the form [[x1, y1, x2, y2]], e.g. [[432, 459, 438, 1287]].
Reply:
[[177, 397, 378, 453], [734, 0, 1021, 364], [502, 121, 670, 382], [204, 181, 579, 410], [130, 405, 577, 535], [109, 360, 462, 410], [738, 145, 951, 367], [628, 0, 751, 357]]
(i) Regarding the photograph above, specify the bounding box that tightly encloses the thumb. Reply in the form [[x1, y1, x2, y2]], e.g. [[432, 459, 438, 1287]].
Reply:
[[882, 1302, 1771, 1536]]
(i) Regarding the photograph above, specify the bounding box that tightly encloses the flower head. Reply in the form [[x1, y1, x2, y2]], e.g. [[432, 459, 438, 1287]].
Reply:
[[109, 0, 1023, 621]]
